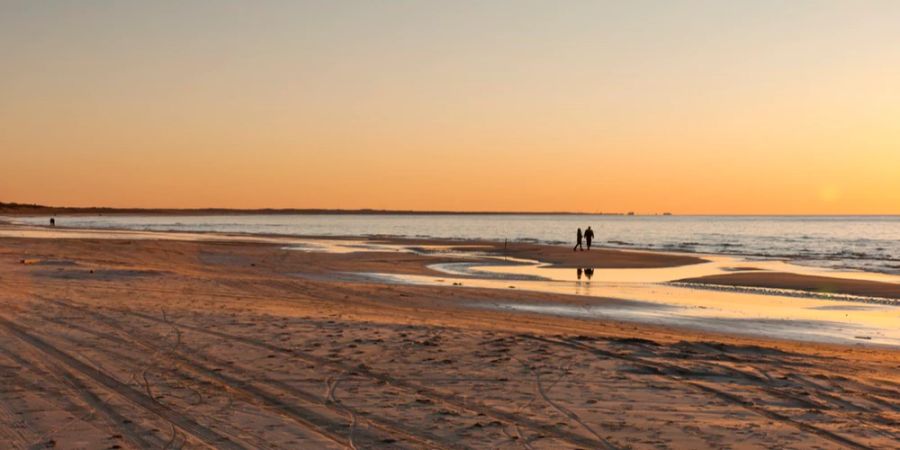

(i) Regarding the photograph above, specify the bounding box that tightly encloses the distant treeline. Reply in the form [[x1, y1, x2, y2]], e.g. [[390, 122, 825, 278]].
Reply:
[[0, 202, 623, 216]]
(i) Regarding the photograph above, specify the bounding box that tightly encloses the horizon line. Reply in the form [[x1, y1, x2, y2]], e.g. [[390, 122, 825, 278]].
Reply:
[[1, 202, 899, 217]]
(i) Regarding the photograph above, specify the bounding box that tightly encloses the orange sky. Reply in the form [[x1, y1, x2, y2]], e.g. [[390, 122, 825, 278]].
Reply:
[[2, 2, 899, 214]]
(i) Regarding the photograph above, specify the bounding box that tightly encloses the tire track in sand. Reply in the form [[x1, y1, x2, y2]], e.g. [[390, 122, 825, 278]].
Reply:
[[0, 343, 164, 449], [37, 311, 466, 450], [0, 316, 249, 450], [49, 297, 614, 450], [29, 319, 311, 450], [522, 335, 873, 450]]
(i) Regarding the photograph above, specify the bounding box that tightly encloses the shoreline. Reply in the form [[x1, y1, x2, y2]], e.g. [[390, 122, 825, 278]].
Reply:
[[6, 214, 900, 278], [4, 222, 900, 302]]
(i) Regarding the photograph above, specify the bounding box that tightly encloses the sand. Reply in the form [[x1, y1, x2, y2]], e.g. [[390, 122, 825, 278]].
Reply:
[[1, 233, 899, 449], [490, 242, 708, 269], [679, 272, 900, 300]]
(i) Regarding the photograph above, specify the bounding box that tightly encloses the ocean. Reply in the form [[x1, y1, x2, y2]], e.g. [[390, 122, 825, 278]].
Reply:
[[10, 214, 900, 275]]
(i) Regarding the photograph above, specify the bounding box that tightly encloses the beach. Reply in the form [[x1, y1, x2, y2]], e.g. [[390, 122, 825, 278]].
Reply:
[[6, 1, 900, 448], [0, 225, 898, 449]]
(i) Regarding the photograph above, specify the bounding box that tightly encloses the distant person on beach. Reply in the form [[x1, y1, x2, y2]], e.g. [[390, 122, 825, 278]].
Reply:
[[573, 228, 583, 251], [49, 218, 55, 227], [584, 268, 594, 280], [584, 226, 594, 250]]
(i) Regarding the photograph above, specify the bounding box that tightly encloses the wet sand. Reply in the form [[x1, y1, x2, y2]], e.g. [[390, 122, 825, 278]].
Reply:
[[679, 272, 900, 300], [492, 242, 708, 269], [1, 232, 899, 449]]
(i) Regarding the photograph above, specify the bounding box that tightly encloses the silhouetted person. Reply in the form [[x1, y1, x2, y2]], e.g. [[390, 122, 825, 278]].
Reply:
[[584, 268, 594, 280], [573, 228, 583, 251], [584, 226, 594, 250], [49, 218, 55, 227], [576, 267, 583, 280]]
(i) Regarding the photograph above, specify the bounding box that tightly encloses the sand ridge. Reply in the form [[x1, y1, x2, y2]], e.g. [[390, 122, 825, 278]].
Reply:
[[678, 272, 900, 300]]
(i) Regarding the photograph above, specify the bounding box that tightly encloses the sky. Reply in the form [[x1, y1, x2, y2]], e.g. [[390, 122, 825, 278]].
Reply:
[[2, 1, 899, 214]]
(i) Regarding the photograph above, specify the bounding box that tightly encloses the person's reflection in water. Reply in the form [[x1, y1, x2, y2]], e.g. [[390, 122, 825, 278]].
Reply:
[[575, 268, 593, 296]]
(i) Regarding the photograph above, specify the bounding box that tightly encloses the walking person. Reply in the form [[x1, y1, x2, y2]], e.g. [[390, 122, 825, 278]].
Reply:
[[584, 226, 594, 250], [573, 228, 583, 251]]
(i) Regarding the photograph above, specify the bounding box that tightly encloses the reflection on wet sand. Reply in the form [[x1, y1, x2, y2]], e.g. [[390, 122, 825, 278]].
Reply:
[[372, 270, 900, 347], [358, 245, 900, 347], [575, 267, 596, 296]]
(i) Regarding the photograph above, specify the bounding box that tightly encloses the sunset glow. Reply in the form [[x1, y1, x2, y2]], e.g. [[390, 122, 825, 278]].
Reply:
[[2, 2, 899, 214]]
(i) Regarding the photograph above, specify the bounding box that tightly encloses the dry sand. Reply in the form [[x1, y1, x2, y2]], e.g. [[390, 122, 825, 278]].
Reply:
[[1, 234, 898, 449]]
